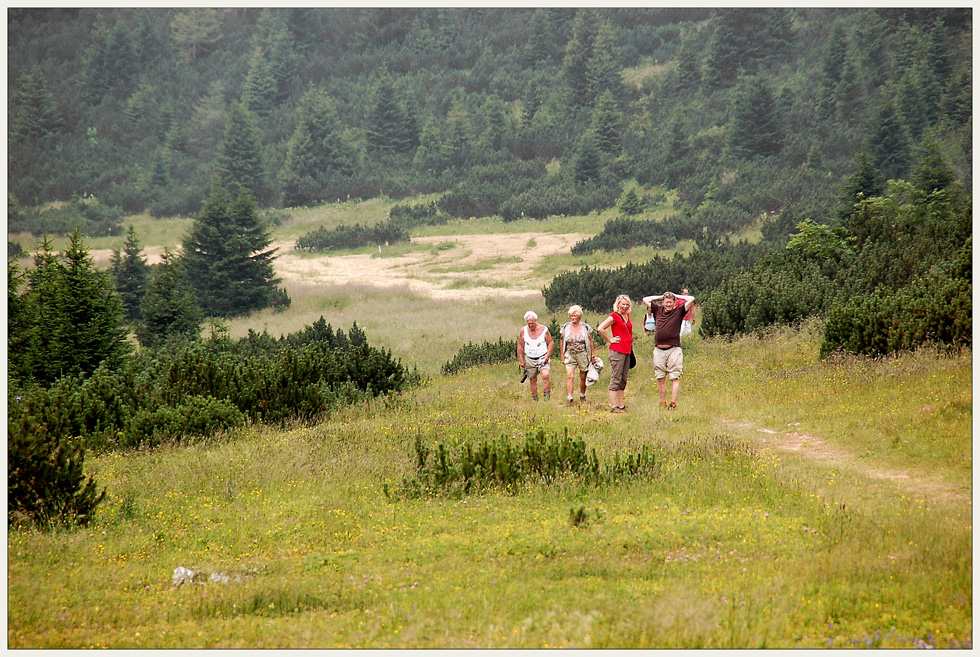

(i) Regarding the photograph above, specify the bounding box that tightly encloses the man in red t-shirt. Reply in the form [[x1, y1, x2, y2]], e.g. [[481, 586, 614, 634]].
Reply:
[[642, 290, 695, 409]]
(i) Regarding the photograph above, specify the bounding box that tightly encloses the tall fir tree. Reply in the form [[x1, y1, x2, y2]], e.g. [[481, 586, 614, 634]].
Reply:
[[561, 9, 599, 108], [279, 86, 353, 207], [111, 225, 150, 322], [136, 250, 203, 349], [367, 73, 416, 154], [836, 151, 884, 222], [241, 45, 277, 118], [9, 65, 64, 142], [725, 75, 783, 159], [213, 102, 268, 203], [591, 90, 622, 155], [865, 99, 911, 181], [58, 228, 129, 379], [181, 188, 283, 317]]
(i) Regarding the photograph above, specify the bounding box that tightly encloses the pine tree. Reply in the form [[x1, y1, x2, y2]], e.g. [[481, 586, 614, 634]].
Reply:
[[214, 102, 267, 202], [241, 45, 276, 118], [57, 228, 129, 379], [573, 130, 602, 184], [182, 188, 283, 317], [591, 90, 622, 154], [865, 100, 911, 181], [586, 19, 623, 105], [836, 151, 884, 222], [9, 65, 64, 142], [478, 95, 507, 153], [113, 225, 150, 322], [911, 141, 956, 193], [280, 86, 353, 206], [725, 75, 783, 159], [136, 250, 203, 349], [561, 9, 599, 108], [674, 28, 702, 92], [367, 73, 416, 154]]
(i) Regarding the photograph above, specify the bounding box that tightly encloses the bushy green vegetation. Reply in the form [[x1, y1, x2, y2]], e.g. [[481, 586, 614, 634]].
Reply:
[[389, 427, 657, 499], [295, 220, 410, 252], [7, 318, 415, 527]]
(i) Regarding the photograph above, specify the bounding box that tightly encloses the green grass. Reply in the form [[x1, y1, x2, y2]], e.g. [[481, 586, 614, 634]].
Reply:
[[7, 324, 972, 649]]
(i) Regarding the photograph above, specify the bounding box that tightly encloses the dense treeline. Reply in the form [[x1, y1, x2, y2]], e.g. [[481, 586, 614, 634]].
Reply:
[[8, 8, 971, 235], [8, 317, 417, 526]]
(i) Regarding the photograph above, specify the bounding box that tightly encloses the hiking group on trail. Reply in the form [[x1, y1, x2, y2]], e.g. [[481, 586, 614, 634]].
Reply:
[[518, 290, 696, 413]]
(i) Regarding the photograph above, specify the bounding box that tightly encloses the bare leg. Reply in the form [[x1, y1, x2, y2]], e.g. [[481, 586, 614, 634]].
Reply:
[[657, 378, 668, 404], [671, 378, 681, 404]]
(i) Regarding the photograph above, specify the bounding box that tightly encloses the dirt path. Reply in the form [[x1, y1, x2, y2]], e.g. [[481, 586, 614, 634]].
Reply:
[[727, 420, 971, 505], [274, 231, 588, 301]]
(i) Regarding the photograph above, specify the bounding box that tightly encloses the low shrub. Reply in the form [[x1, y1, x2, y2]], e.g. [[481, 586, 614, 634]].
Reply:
[[386, 427, 658, 498]]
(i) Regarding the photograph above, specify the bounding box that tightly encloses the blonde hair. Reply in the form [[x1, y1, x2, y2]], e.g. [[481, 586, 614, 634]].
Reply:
[[568, 304, 583, 318], [612, 294, 632, 312]]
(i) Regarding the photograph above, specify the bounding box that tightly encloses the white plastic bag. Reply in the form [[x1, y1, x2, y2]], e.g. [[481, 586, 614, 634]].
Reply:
[[585, 356, 604, 387]]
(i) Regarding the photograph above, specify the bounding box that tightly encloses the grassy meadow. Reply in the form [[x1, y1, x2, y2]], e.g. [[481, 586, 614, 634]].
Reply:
[[6, 199, 972, 649]]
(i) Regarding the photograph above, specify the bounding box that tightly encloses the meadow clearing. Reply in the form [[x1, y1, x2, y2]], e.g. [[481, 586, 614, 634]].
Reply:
[[6, 199, 972, 648]]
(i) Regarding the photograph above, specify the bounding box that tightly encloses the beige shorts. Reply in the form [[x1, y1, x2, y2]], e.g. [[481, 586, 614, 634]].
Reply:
[[563, 349, 591, 372], [653, 346, 683, 380], [525, 355, 550, 379]]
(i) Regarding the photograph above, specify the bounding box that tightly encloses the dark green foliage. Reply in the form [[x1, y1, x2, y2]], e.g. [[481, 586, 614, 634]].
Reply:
[[295, 221, 410, 252], [213, 103, 268, 203], [572, 216, 677, 255], [8, 231, 129, 388], [7, 197, 124, 238], [181, 188, 284, 317], [110, 225, 149, 322], [8, 319, 415, 456], [7, 7, 972, 232], [279, 86, 356, 208], [725, 75, 783, 159], [820, 263, 971, 358], [442, 338, 517, 375], [389, 427, 658, 498], [617, 189, 644, 216], [544, 240, 769, 314], [8, 408, 106, 528], [388, 200, 451, 228], [136, 250, 203, 349]]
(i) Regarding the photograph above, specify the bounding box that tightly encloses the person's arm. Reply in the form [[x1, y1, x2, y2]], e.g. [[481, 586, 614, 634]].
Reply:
[[642, 294, 661, 307], [678, 294, 695, 312], [588, 332, 597, 362], [517, 328, 525, 367], [597, 315, 618, 345], [545, 329, 555, 359]]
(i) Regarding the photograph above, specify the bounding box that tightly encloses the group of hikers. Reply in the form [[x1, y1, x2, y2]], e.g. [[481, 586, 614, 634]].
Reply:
[[517, 290, 695, 413]]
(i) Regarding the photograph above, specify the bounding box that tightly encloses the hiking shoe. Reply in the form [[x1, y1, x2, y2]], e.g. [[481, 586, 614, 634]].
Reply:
[[660, 401, 669, 408], [669, 401, 677, 409], [543, 391, 551, 400], [610, 406, 623, 413]]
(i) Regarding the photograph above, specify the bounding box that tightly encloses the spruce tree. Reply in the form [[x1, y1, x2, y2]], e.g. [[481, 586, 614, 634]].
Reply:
[[136, 250, 203, 349], [573, 130, 602, 184], [836, 151, 884, 222], [112, 225, 150, 322], [591, 90, 622, 154], [182, 188, 283, 318], [367, 73, 415, 154], [561, 9, 599, 108], [214, 102, 267, 203], [57, 228, 129, 380], [865, 100, 911, 181], [9, 65, 64, 142], [280, 86, 352, 207], [241, 45, 276, 118], [725, 75, 783, 159]]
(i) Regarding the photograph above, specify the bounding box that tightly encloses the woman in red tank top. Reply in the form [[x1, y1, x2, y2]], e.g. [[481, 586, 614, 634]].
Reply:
[[597, 294, 633, 413]]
